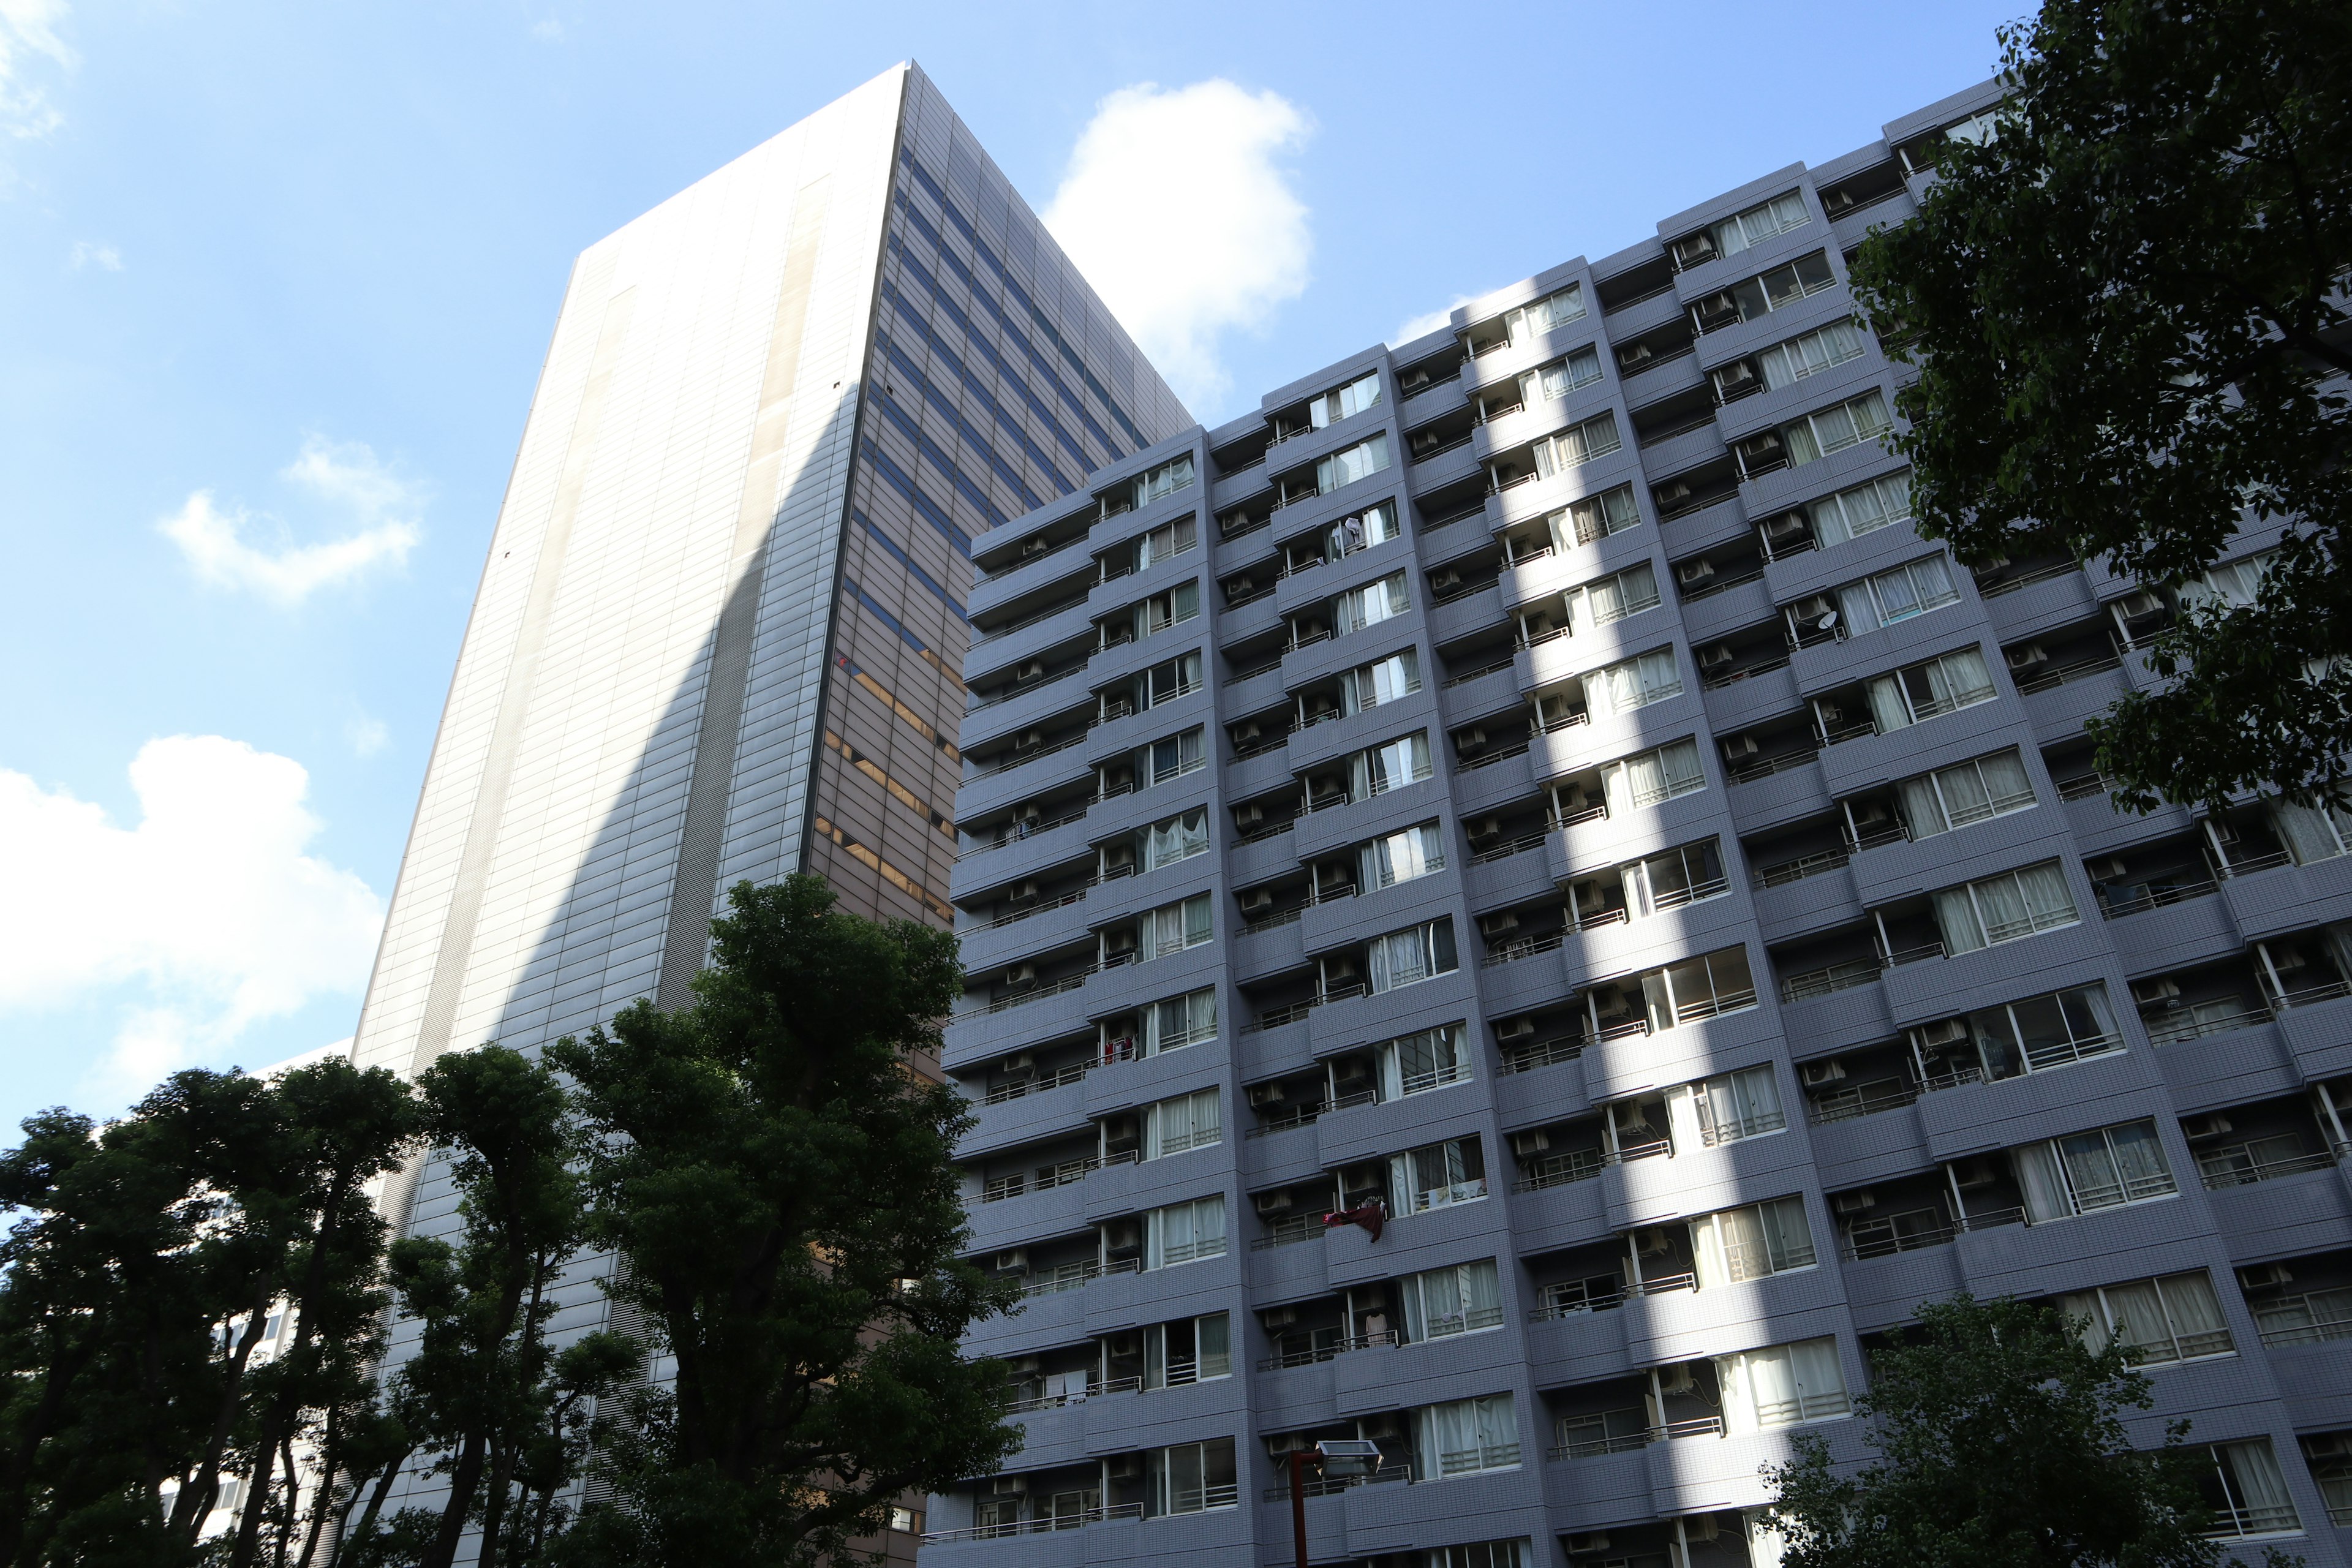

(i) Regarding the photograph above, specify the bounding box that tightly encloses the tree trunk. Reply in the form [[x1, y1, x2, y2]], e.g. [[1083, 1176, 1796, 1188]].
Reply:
[[172, 1277, 277, 1540], [418, 1431, 487, 1568]]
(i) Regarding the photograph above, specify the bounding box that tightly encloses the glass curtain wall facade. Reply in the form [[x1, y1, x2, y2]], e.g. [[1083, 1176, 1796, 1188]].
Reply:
[[347, 62, 1188, 1554], [934, 80, 2352, 1568]]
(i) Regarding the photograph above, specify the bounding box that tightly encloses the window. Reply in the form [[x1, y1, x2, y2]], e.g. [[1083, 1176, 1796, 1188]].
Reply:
[[2014, 1120, 2177, 1219], [1711, 191, 1810, 258], [1667, 1062, 1785, 1144], [1723, 251, 1837, 323], [1926, 984, 2122, 1080], [1144, 1194, 1226, 1267], [1838, 554, 1961, 632], [1520, 345, 1604, 405], [1551, 484, 1642, 549], [2179, 550, 2274, 612], [888, 1507, 917, 1534], [1756, 319, 1864, 390], [1368, 919, 1458, 993], [1317, 434, 1392, 494], [1785, 390, 1893, 466], [1144, 727, 1205, 786], [1402, 1260, 1504, 1341], [1132, 453, 1196, 509], [1945, 106, 2006, 145], [1351, 732, 1433, 801], [1575, 562, 1662, 629], [1584, 648, 1684, 716], [1811, 471, 1913, 546], [1715, 1338, 1850, 1432], [1932, 861, 2079, 954], [1310, 371, 1383, 428], [1530, 411, 1623, 477], [1378, 1023, 1471, 1098], [1144, 1311, 1231, 1385], [1137, 987, 1216, 1055], [1148, 1437, 1237, 1515], [1898, 748, 2035, 837], [1142, 1089, 1221, 1159], [1506, 285, 1586, 342], [1135, 894, 1211, 960], [1340, 649, 1421, 713], [1692, 1196, 1817, 1286], [1134, 513, 1197, 568], [2268, 794, 2352, 865], [1133, 581, 1199, 638], [1390, 1135, 1487, 1212], [2196, 1440, 2301, 1539], [1627, 946, 1758, 1033], [1596, 738, 1707, 815], [1621, 838, 1727, 918], [1335, 571, 1411, 635], [1118, 650, 1201, 715], [1360, 821, 1446, 891], [1140, 809, 1209, 872], [1327, 500, 1401, 559], [2060, 1272, 2234, 1366], [1415, 1393, 1520, 1477], [1425, 1544, 1532, 1568], [1864, 646, 1997, 731]]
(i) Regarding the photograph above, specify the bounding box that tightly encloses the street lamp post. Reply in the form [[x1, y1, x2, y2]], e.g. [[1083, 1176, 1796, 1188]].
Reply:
[[1287, 1439, 1383, 1568]]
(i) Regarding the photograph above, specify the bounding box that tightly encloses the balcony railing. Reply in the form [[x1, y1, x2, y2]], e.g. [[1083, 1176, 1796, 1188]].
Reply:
[[1548, 1412, 1724, 1461], [1840, 1205, 2025, 1261], [1498, 1036, 1585, 1076], [1806, 1078, 1918, 1124], [981, 1061, 1089, 1105], [2015, 651, 2123, 694], [1442, 654, 1516, 688], [1754, 849, 1850, 889], [2141, 1001, 2273, 1045], [1727, 747, 1820, 784], [1778, 957, 1884, 1003], [1510, 1147, 1607, 1193], [1012, 1257, 1140, 1298], [2197, 1146, 2339, 1189], [2100, 878, 2218, 919], [957, 803, 1091, 861], [922, 1502, 1145, 1545], [2252, 1290, 2352, 1348]]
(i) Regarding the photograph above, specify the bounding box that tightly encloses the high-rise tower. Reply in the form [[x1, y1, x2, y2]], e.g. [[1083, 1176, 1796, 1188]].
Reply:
[[350, 62, 1189, 1547]]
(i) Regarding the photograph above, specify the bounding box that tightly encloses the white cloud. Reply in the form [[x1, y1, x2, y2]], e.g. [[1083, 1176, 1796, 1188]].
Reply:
[[160, 437, 423, 606], [1390, 295, 1479, 349], [1044, 80, 1313, 413], [67, 238, 117, 270], [530, 15, 564, 40], [0, 736, 385, 1099], [0, 0, 72, 145], [345, 715, 390, 758]]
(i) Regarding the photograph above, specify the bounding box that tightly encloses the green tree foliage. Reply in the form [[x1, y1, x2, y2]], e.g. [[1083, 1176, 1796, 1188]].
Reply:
[[546, 876, 1021, 1568], [1848, 0, 2352, 812], [1762, 1294, 2294, 1568]]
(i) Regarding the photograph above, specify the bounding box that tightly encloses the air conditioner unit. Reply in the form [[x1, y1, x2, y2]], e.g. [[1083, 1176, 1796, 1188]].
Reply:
[[1460, 726, 1488, 749], [1833, 1189, 1875, 1215], [1953, 1159, 1999, 1189], [2271, 946, 2309, 971], [1722, 734, 1760, 760], [1255, 1190, 1295, 1216], [1247, 1081, 1286, 1107], [1635, 1227, 1672, 1256], [1713, 361, 1758, 395], [1918, 1017, 1970, 1049], [1511, 1130, 1553, 1157], [1654, 480, 1694, 508], [1815, 701, 1845, 726], [1655, 1365, 1697, 1396], [1801, 1059, 1848, 1087], [2089, 858, 2129, 881], [1676, 558, 1717, 585], [993, 1249, 1029, 1274], [2180, 1112, 2234, 1142], [1795, 594, 1836, 620], [1496, 1017, 1536, 1041], [2119, 590, 2165, 618], [1009, 1356, 1041, 1375], [2301, 1433, 2352, 1463], [1235, 802, 1265, 826], [991, 1474, 1028, 1496], [1431, 569, 1464, 592], [1019, 728, 1045, 749], [1619, 342, 1656, 369], [1103, 1331, 1142, 1359], [1103, 1219, 1142, 1251], [1684, 1515, 1721, 1544], [1265, 1432, 1315, 1457], [2209, 819, 2239, 843], [1011, 880, 1041, 903], [1002, 1052, 1036, 1075], [1104, 929, 1139, 953], [2132, 978, 2182, 1005], [1763, 510, 1810, 541], [1700, 643, 1735, 669], [1102, 1454, 1144, 1481], [1325, 957, 1362, 979], [1482, 912, 1521, 937], [1356, 1414, 1404, 1441], [1234, 720, 1262, 744], [1566, 1534, 1613, 1557], [1261, 1305, 1299, 1329], [2239, 1262, 2295, 1292], [1005, 963, 1036, 986], [1850, 801, 1893, 828], [1474, 816, 1504, 839], [1020, 535, 1049, 557], [2006, 644, 2048, 669]]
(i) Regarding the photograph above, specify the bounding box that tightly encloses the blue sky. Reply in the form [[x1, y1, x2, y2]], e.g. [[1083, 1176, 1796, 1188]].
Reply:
[[0, 0, 2021, 1133]]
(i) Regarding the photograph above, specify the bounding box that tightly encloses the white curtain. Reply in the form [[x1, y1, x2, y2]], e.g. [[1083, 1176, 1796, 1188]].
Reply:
[[1142, 989, 1214, 1055], [1382, 1025, 1466, 1099], [1147, 1195, 1225, 1268], [1935, 886, 1988, 953], [2016, 863, 2078, 933], [1145, 1089, 1220, 1159], [2269, 798, 2352, 864], [1142, 810, 1208, 871], [1812, 471, 1911, 544], [1354, 733, 1430, 799], [1142, 895, 1211, 958], [1586, 649, 1682, 715], [1317, 434, 1390, 492], [1865, 674, 1914, 734], [1900, 775, 1950, 837], [2015, 1140, 2075, 1221], [1362, 823, 1442, 890], [2218, 1441, 2300, 1532]]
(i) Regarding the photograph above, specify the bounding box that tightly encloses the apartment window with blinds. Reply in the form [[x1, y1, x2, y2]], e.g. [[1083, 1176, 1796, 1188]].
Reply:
[[1716, 251, 1837, 325], [1133, 512, 1197, 568], [1402, 1260, 1504, 1341], [1593, 738, 1707, 816], [1351, 731, 1433, 800], [2195, 1440, 2302, 1539], [1521, 345, 1604, 405], [1132, 453, 1196, 509], [2060, 1271, 2234, 1366], [1148, 1438, 1237, 1515], [1838, 554, 1961, 633], [1786, 390, 1893, 466], [1360, 821, 1446, 891], [1898, 748, 2035, 837], [1932, 861, 2079, 954], [1756, 318, 1865, 390], [1507, 285, 1586, 341], [1145, 1194, 1227, 1268], [1317, 434, 1392, 494], [1123, 581, 1199, 641], [1143, 727, 1205, 788], [1139, 809, 1209, 872], [1113, 650, 1201, 717], [1716, 1338, 1850, 1432], [2179, 550, 2274, 612], [1621, 838, 1728, 918], [1310, 371, 1383, 428], [1340, 649, 1420, 713], [1586, 648, 1684, 716], [1335, 571, 1412, 635], [1531, 412, 1623, 478], [1580, 562, 1663, 628], [1552, 484, 1642, 549], [1133, 894, 1211, 961], [1693, 1196, 1817, 1286], [1415, 1393, 1520, 1477], [1667, 1062, 1785, 1144], [1390, 1135, 1487, 1213], [2015, 1120, 2177, 1219], [1137, 988, 1216, 1055], [1327, 500, 1401, 559], [1142, 1088, 1221, 1159], [1368, 919, 1458, 993], [1811, 471, 1913, 546], [1711, 191, 1811, 257], [1865, 647, 1997, 732], [1378, 1023, 1471, 1098], [1144, 1312, 1231, 1387], [1920, 984, 2122, 1083]]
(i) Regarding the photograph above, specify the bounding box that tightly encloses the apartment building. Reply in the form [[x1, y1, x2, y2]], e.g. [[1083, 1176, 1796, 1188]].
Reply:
[[929, 78, 2352, 1568]]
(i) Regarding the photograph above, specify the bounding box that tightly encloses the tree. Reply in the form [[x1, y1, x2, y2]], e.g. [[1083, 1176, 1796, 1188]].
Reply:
[[545, 876, 1020, 1568], [1847, 0, 2352, 812], [1761, 1294, 2293, 1568]]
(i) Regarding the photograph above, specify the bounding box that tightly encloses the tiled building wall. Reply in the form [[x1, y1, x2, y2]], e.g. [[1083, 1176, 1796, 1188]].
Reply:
[[935, 78, 2352, 1568]]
